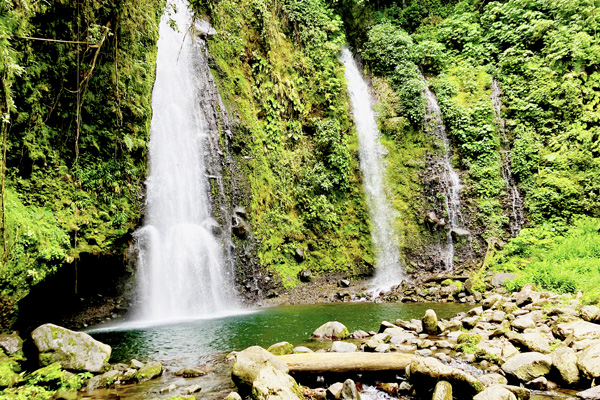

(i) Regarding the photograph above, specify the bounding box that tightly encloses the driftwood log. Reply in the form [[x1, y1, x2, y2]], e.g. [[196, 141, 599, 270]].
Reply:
[[279, 352, 414, 374]]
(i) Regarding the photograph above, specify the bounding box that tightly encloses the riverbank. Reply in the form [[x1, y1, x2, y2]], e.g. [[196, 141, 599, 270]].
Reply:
[[3, 282, 600, 400]]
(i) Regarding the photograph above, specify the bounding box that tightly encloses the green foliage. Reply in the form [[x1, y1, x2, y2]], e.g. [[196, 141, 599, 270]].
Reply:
[[493, 217, 600, 304]]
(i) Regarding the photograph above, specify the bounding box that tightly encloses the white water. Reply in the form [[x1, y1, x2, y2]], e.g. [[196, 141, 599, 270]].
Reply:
[[423, 84, 464, 270], [339, 47, 405, 290], [492, 79, 524, 237], [132, 0, 237, 322]]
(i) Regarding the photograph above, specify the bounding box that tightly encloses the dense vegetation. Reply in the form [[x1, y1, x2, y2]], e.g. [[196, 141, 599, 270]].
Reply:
[[0, 0, 163, 327]]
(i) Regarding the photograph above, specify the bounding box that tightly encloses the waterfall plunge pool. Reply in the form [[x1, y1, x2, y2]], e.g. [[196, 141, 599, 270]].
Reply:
[[89, 302, 472, 365]]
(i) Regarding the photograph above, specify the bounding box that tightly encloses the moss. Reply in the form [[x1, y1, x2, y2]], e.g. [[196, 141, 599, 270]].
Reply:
[[457, 333, 481, 345]]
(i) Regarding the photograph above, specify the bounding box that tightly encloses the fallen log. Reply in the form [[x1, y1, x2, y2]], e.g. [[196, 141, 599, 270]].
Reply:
[[279, 352, 414, 374]]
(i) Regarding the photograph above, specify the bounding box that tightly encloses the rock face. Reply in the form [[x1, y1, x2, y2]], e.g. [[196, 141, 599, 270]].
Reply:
[[422, 310, 439, 335], [551, 347, 580, 385], [578, 342, 600, 379], [31, 323, 111, 373], [230, 346, 289, 387], [251, 366, 302, 400], [501, 352, 551, 382], [312, 322, 350, 340]]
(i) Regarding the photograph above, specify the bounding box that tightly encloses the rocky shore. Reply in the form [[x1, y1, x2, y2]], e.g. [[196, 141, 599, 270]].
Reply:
[[2, 283, 600, 400]]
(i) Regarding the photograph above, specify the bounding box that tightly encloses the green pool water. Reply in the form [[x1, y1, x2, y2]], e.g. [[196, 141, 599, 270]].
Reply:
[[89, 302, 473, 364]]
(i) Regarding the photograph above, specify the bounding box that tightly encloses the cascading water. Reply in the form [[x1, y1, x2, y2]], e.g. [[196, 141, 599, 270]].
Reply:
[[132, 0, 237, 322], [338, 47, 406, 289], [423, 83, 465, 270], [492, 79, 524, 236]]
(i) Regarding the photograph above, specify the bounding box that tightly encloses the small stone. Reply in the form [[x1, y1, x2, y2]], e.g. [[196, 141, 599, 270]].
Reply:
[[422, 309, 439, 334], [339, 279, 350, 288], [293, 346, 314, 353], [328, 382, 344, 399], [432, 380, 452, 400], [175, 367, 207, 378], [130, 359, 144, 369], [185, 385, 202, 394], [330, 342, 357, 353], [160, 384, 177, 393], [224, 392, 243, 400], [376, 382, 398, 396], [341, 379, 360, 400], [525, 376, 547, 390]]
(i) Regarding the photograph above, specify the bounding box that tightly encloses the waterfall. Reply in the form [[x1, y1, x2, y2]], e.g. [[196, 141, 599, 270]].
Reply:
[[132, 0, 237, 322], [492, 79, 524, 237], [338, 47, 406, 289], [423, 83, 465, 270]]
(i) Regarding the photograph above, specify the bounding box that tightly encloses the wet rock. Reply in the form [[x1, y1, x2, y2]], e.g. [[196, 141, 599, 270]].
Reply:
[[268, 342, 294, 356], [501, 352, 551, 382], [184, 384, 202, 394], [230, 346, 288, 387], [339, 279, 350, 288], [491, 273, 516, 288], [551, 347, 580, 385], [312, 322, 350, 340], [330, 342, 357, 353], [578, 342, 600, 379], [87, 370, 120, 390], [130, 359, 144, 369], [31, 323, 111, 373], [525, 376, 547, 390], [121, 368, 137, 381], [293, 346, 313, 354], [422, 309, 439, 334], [432, 380, 452, 400], [365, 333, 391, 351], [0, 334, 23, 356], [175, 367, 207, 378], [473, 385, 516, 400], [252, 366, 302, 400], [160, 384, 177, 393], [341, 379, 360, 400], [232, 215, 250, 238], [478, 373, 508, 387], [576, 386, 600, 399], [134, 361, 163, 382]]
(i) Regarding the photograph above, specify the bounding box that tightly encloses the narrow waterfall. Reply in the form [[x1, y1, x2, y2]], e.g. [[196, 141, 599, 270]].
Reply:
[[338, 47, 406, 289], [492, 79, 524, 236], [423, 84, 464, 270], [132, 0, 237, 322]]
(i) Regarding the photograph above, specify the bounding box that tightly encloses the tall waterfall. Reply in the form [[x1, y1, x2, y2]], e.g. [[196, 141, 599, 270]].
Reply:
[[423, 84, 464, 270], [339, 47, 405, 289], [132, 0, 237, 322], [492, 79, 524, 236]]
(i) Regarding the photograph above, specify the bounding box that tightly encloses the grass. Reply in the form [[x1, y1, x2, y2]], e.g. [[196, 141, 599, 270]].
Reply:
[[491, 216, 600, 304]]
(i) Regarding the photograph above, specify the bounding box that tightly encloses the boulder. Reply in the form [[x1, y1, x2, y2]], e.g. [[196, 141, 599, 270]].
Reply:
[[581, 305, 600, 322], [0, 334, 23, 356], [130, 359, 144, 369], [328, 382, 344, 399], [511, 318, 535, 331], [501, 352, 551, 382], [576, 386, 600, 400], [31, 323, 111, 373], [364, 333, 391, 351], [330, 342, 357, 353], [252, 366, 303, 400], [555, 320, 600, 341], [408, 356, 483, 396], [341, 379, 360, 400], [134, 361, 162, 382], [473, 385, 517, 400], [312, 322, 350, 340], [482, 295, 502, 310], [578, 342, 600, 379], [422, 310, 439, 334], [230, 346, 288, 387], [376, 382, 398, 396], [551, 347, 579, 385], [491, 311, 506, 323], [268, 342, 294, 356], [87, 370, 120, 390], [432, 380, 452, 400], [491, 273, 516, 289], [515, 285, 539, 306], [225, 392, 243, 400], [293, 346, 314, 354], [510, 333, 550, 354], [175, 367, 207, 378], [478, 374, 508, 387]]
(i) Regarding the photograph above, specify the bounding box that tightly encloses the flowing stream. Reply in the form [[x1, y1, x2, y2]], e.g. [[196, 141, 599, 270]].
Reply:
[[132, 0, 237, 322], [423, 84, 464, 270], [491, 79, 524, 237], [338, 47, 405, 289]]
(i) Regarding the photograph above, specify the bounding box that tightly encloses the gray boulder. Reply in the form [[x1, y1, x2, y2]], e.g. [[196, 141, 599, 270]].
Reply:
[[230, 346, 289, 387], [312, 322, 350, 340], [578, 342, 600, 379], [491, 273, 516, 288], [551, 347, 580, 385], [328, 382, 344, 399], [225, 392, 243, 400], [501, 352, 551, 382], [555, 320, 600, 341], [251, 366, 302, 400], [330, 342, 357, 353], [292, 346, 313, 354], [483, 295, 503, 310], [510, 333, 550, 354], [473, 385, 517, 400], [408, 356, 483, 396], [576, 386, 600, 400], [581, 305, 600, 322], [31, 323, 111, 373], [510, 318, 535, 331], [0, 334, 23, 356]]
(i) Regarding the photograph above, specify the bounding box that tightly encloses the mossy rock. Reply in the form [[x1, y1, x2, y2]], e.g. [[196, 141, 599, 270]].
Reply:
[[457, 333, 482, 345], [0, 359, 22, 388], [134, 361, 163, 382], [268, 342, 294, 356]]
